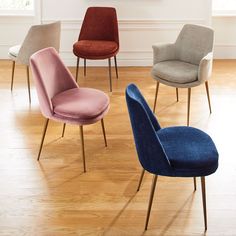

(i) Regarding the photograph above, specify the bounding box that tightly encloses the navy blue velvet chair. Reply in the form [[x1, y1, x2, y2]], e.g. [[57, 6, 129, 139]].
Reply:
[[126, 84, 218, 231]]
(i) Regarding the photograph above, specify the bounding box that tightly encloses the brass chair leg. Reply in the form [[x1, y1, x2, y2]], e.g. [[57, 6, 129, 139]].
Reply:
[[201, 176, 207, 231], [101, 119, 107, 147], [193, 177, 197, 191], [11, 61, 15, 91], [187, 88, 191, 126], [80, 125, 86, 172], [84, 59, 86, 77], [108, 58, 112, 92], [145, 175, 158, 230], [75, 57, 80, 82], [26, 66, 31, 104], [137, 169, 145, 192], [205, 81, 212, 114], [37, 118, 49, 161], [176, 88, 179, 102], [61, 123, 66, 138], [153, 81, 159, 113], [114, 56, 118, 79]]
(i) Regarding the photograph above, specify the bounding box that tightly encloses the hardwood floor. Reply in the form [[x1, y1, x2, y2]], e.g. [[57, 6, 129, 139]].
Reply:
[[0, 60, 236, 235]]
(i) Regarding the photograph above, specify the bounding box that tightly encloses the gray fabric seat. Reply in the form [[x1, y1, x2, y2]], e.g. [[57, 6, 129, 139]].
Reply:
[[152, 60, 198, 84], [151, 24, 214, 126]]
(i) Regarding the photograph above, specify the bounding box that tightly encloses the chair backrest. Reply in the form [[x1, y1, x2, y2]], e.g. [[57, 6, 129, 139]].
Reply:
[[175, 24, 214, 65], [79, 7, 119, 46], [30, 47, 78, 118], [17, 21, 61, 65], [126, 84, 172, 175]]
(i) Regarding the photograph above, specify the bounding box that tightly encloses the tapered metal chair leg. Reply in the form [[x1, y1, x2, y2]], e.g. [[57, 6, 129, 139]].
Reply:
[[84, 59, 86, 77], [37, 118, 49, 161], [61, 123, 66, 138], [193, 177, 197, 191], [176, 88, 179, 102], [114, 56, 118, 79], [153, 82, 159, 113], [137, 169, 145, 192], [75, 57, 80, 82], [11, 61, 15, 91], [108, 58, 112, 92], [205, 81, 212, 114], [201, 176, 207, 231], [101, 119, 107, 147], [187, 88, 191, 126], [26, 66, 31, 104], [80, 126, 86, 172], [145, 175, 158, 230]]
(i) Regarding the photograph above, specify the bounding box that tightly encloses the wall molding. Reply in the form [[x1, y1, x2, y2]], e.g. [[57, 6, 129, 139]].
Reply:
[[214, 44, 236, 59], [42, 18, 206, 31], [41, 18, 207, 66]]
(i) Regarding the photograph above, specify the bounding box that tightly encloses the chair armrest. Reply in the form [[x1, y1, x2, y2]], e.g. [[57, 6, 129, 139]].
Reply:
[[152, 43, 175, 65], [198, 52, 213, 83]]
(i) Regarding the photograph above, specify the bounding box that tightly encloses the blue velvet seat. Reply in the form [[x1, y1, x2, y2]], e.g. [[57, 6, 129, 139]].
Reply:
[[125, 83, 218, 231]]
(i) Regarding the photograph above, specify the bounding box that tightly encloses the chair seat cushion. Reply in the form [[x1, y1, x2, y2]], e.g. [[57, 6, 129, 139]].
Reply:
[[51, 87, 109, 122], [73, 40, 119, 59], [152, 60, 199, 84], [8, 45, 21, 60], [157, 126, 218, 177]]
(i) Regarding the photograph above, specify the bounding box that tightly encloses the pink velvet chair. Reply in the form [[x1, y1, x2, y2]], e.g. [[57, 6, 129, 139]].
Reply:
[[30, 47, 110, 172]]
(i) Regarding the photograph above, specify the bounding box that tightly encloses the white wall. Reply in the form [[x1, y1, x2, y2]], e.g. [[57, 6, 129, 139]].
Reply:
[[0, 0, 212, 66], [213, 16, 236, 59]]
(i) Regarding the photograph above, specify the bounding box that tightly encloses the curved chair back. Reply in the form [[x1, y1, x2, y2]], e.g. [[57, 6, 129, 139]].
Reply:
[[126, 84, 172, 175], [175, 24, 214, 65], [17, 21, 61, 65], [79, 7, 119, 46], [30, 47, 78, 118]]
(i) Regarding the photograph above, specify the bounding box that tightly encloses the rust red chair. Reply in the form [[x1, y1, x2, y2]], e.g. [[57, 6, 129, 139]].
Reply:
[[73, 7, 119, 92], [30, 47, 110, 172]]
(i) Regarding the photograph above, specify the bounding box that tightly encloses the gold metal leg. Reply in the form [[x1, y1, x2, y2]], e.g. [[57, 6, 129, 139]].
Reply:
[[61, 123, 66, 138], [137, 169, 145, 192], [75, 57, 80, 82], [193, 177, 197, 191], [187, 88, 191, 126], [205, 81, 212, 114], [11, 61, 15, 91], [114, 56, 118, 79], [101, 119, 107, 147], [37, 118, 49, 161], [108, 58, 112, 92], [26, 66, 31, 104], [145, 175, 158, 230], [80, 126, 86, 172], [153, 82, 159, 113], [201, 176, 207, 231], [84, 59, 86, 77], [176, 88, 179, 102]]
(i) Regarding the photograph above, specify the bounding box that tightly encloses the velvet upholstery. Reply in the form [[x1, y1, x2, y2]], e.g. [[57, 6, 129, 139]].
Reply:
[[126, 84, 218, 177], [73, 7, 119, 60], [30, 47, 109, 125]]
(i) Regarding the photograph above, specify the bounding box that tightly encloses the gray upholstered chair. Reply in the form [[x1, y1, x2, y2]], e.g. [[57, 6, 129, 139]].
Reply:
[[9, 21, 61, 103], [151, 24, 214, 125]]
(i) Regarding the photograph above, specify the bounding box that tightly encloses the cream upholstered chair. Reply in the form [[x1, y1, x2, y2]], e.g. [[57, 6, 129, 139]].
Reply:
[[151, 24, 214, 125], [9, 21, 61, 103]]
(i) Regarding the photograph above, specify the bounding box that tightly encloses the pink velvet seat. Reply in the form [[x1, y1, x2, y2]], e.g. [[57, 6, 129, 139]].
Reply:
[[52, 87, 109, 124], [30, 47, 110, 172]]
